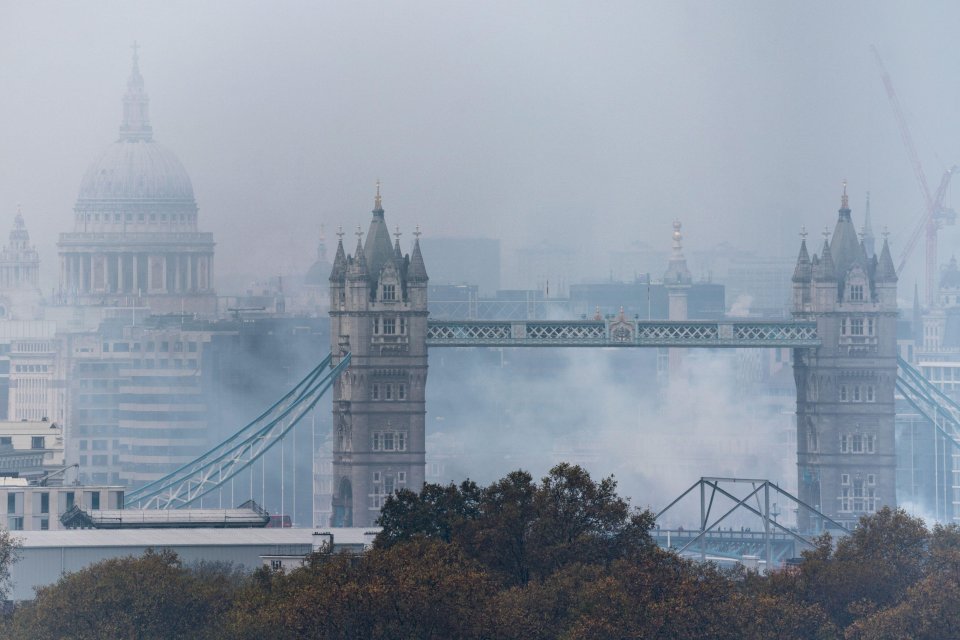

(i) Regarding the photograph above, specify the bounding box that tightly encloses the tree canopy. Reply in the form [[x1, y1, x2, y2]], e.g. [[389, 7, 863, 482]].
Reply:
[[1, 469, 958, 639]]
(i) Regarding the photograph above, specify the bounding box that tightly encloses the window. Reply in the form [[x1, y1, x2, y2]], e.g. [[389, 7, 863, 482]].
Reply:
[[398, 384, 407, 400], [382, 284, 396, 301], [40, 493, 48, 514], [270, 559, 283, 570], [400, 317, 406, 334], [31, 436, 44, 450], [383, 318, 396, 335], [373, 318, 379, 335], [385, 384, 393, 400], [371, 384, 380, 401], [372, 431, 407, 452], [850, 284, 864, 301], [840, 434, 850, 453], [852, 386, 861, 402], [7, 494, 15, 514], [89, 492, 100, 510], [0, 437, 11, 447], [866, 385, 876, 402], [840, 488, 851, 512], [868, 318, 875, 335], [841, 318, 847, 335], [867, 474, 876, 485], [839, 385, 848, 402], [867, 434, 876, 454], [9, 517, 22, 531], [65, 492, 75, 510], [852, 434, 863, 453], [841, 474, 850, 485], [851, 319, 864, 336]]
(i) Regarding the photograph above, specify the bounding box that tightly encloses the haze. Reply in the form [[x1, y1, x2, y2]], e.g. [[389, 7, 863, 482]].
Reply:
[[2, 1, 959, 293]]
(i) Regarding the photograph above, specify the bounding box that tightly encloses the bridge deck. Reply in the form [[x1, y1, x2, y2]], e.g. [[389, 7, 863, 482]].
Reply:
[[426, 320, 820, 348]]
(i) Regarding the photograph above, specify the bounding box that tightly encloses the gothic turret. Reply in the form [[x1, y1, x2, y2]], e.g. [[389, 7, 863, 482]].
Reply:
[[792, 182, 898, 531], [329, 190, 429, 528]]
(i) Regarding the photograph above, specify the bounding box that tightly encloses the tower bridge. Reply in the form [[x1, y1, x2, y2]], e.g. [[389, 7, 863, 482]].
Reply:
[[326, 185, 900, 530]]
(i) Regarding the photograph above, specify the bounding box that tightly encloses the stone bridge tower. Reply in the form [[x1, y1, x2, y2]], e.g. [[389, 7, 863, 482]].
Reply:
[[792, 185, 898, 531], [328, 188, 428, 527]]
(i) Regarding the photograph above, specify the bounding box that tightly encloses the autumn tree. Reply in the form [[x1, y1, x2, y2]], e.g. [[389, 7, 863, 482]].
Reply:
[[7, 549, 242, 640]]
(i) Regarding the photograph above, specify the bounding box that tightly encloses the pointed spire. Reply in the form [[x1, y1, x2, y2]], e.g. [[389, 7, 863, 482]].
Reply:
[[393, 225, 403, 260], [408, 225, 428, 282], [875, 235, 898, 283], [841, 179, 849, 211], [352, 225, 368, 276], [815, 239, 836, 281], [329, 227, 347, 282], [373, 179, 384, 216], [792, 233, 811, 283], [119, 42, 153, 142]]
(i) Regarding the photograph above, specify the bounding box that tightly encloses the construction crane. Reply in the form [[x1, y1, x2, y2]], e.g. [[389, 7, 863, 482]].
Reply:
[[871, 45, 957, 306]]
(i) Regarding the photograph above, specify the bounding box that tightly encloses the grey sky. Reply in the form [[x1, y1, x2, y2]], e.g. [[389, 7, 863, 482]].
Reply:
[[2, 1, 959, 292]]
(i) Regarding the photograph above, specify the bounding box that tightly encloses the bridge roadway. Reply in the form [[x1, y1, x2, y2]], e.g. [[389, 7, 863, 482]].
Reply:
[[426, 319, 820, 348], [651, 528, 803, 564]]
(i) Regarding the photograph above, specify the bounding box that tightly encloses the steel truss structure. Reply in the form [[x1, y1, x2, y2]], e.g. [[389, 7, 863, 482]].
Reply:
[[427, 319, 820, 348], [125, 352, 352, 510], [896, 357, 960, 521], [655, 477, 850, 567]]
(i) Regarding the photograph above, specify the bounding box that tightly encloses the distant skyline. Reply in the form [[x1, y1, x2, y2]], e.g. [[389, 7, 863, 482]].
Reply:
[[3, 1, 960, 297]]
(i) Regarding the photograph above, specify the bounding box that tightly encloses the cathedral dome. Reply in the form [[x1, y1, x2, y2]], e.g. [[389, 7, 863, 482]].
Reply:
[[77, 139, 195, 202]]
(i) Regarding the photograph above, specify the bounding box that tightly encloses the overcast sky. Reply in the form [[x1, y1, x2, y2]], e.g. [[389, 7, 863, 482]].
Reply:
[[2, 1, 960, 293]]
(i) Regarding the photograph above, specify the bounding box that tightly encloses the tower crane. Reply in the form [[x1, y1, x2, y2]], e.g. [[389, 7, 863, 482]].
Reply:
[[871, 45, 957, 306]]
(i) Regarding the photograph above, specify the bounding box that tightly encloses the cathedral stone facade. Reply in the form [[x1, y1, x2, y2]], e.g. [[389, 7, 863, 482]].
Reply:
[[792, 187, 898, 530], [57, 49, 216, 316], [328, 191, 428, 527]]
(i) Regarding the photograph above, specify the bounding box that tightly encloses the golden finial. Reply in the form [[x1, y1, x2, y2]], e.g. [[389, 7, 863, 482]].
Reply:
[[393, 225, 402, 242], [882, 226, 890, 240], [355, 224, 364, 241], [841, 179, 849, 209], [336, 225, 344, 241], [374, 179, 382, 210], [799, 226, 807, 240], [822, 226, 830, 241], [413, 225, 422, 239]]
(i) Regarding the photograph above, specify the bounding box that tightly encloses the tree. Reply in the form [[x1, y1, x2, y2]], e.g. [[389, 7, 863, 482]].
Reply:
[[7, 549, 241, 640], [375, 464, 656, 586]]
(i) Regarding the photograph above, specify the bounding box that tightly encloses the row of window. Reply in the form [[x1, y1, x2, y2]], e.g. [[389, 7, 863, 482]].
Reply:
[[14, 365, 49, 373], [373, 317, 406, 336], [371, 383, 407, 401], [840, 317, 875, 336], [78, 212, 196, 224], [839, 487, 878, 513], [370, 471, 407, 509], [372, 431, 407, 452], [839, 434, 876, 454], [839, 384, 876, 402], [104, 341, 199, 353]]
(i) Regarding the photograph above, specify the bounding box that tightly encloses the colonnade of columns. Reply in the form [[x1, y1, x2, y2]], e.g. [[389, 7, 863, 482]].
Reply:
[[60, 252, 213, 295]]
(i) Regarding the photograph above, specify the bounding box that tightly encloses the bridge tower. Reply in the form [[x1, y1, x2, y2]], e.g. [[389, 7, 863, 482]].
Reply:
[[328, 188, 429, 527], [792, 185, 898, 531]]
